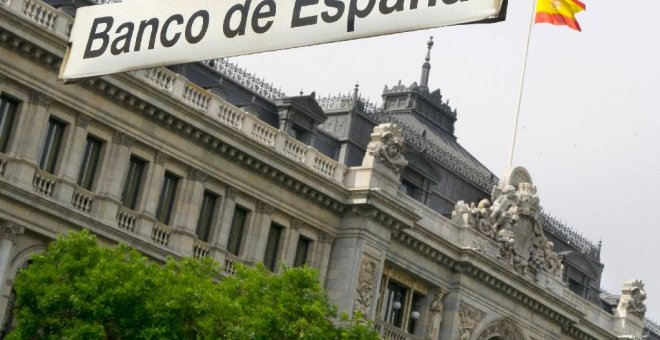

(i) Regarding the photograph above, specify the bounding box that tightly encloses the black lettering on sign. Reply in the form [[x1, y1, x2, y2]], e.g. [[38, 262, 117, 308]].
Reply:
[[291, 0, 318, 28], [379, 0, 405, 14], [321, 0, 344, 23], [186, 10, 209, 43], [252, 0, 276, 34], [135, 19, 159, 52], [84, 16, 113, 59], [160, 14, 184, 47], [224, 0, 251, 38], [347, 0, 375, 32], [111, 22, 134, 55]]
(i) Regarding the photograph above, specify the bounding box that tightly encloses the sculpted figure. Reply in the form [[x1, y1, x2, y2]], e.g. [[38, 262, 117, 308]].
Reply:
[[425, 291, 446, 340], [490, 185, 518, 230], [367, 130, 408, 173], [543, 241, 563, 275], [471, 199, 493, 236]]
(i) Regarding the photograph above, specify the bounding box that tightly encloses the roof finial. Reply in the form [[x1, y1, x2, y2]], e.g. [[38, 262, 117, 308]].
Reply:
[[352, 83, 359, 105], [420, 36, 434, 89]]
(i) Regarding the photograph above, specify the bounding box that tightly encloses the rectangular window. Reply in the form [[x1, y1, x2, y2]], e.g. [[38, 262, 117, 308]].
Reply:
[[196, 191, 218, 242], [293, 236, 312, 267], [39, 118, 66, 174], [263, 223, 283, 271], [226, 206, 248, 256], [384, 280, 408, 328], [77, 136, 102, 190], [121, 156, 145, 210], [155, 171, 178, 225], [0, 96, 18, 153]]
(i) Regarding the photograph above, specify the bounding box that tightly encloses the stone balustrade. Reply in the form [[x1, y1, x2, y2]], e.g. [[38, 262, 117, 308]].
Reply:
[[32, 169, 57, 197], [71, 187, 94, 213], [283, 139, 308, 162], [183, 83, 211, 112], [20, 0, 56, 31], [0, 152, 8, 177], [142, 68, 175, 93], [192, 239, 210, 259], [116, 206, 137, 233], [151, 222, 172, 247], [375, 320, 421, 340], [223, 252, 241, 276]]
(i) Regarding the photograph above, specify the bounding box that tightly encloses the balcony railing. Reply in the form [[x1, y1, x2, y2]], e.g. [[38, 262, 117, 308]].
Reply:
[[116, 206, 138, 233], [192, 239, 211, 259], [374, 320, 422, 340], [71, 187, 94, 213], [0, 152, 8, 177], [151, 222, 172, 247], [33, 169, 57, 197]]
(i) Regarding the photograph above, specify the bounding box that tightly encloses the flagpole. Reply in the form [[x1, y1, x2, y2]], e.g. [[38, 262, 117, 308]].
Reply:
[[508, 0, 538, 167]]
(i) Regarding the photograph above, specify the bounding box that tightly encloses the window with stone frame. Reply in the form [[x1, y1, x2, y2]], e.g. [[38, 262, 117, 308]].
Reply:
[[121, 156, 146, 210], [77, 135, 103, 190], [383, 280, 408, 328], [155, 171, 179, 225], [226, 206, 248, 256], [196, 190, 219, 242], [0, 95, 19, 154], [293, 235, 312, 267], [39, 117, 66, 174], [263, 223, 283, 271]]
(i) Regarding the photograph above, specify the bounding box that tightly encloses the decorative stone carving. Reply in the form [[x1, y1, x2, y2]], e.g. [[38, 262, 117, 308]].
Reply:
[[476, 318, 525, 340], [291, 219, 304, 231], [188, 168, 207, 183], [451, 166, 563, 281], [0, 221, 25, 243], [618, 280, 647, 318], [155, 152, 169, 165], [425, 289, 447, 340], [366, 123, 408, 174], [256, 201, 275, 214], [353, 255, 379, 317], [113, 131, 134, 147], [29, 91, 51, 107], [226, 187, 239, 200], [458, 302, 485, 340], [318, 231, 333, 244], [76, 114, 92, 128]]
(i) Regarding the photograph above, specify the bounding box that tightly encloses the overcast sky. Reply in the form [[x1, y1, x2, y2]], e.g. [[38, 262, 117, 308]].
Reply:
[[231, 0, 660, 320]]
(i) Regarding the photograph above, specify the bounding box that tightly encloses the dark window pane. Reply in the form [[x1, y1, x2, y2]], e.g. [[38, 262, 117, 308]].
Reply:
[[227, 206, 248, 256], [385, 280, 407, 328], [39, 118, 66, 174], [293, 236, 311, 267], [121, 157, 145, 210], [0, 96, 18, 153], [196, 191, 218, 242], [155, 172, 178, 225], [263, 223, 283, 271], [77, 136, 102, 190]]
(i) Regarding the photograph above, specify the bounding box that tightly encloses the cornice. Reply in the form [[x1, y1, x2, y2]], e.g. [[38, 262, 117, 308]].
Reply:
[[390, 229, 617, 339]]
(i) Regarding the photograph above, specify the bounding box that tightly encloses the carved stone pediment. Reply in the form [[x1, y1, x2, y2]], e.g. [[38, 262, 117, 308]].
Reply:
[[452, 167, 563, 281], [365, 123, 408, 174]]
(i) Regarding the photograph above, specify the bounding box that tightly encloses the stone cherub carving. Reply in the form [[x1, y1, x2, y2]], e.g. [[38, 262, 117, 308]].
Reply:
[[366, 124, 408, 174], [618, 280, 647, 318], [451, 167, 563, 281]]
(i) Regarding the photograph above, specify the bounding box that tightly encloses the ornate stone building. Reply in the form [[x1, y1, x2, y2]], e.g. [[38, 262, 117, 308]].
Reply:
[[0, 0, 657, 339]]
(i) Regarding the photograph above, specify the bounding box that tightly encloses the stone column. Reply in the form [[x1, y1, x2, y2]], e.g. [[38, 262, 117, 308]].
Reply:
[[53, 114, 91, 204], [170, 168, 207, 254], [59, 114, 91, 183], [94, 132, 133, 224], [313, 231, 334, 283], [282, 219, 302, 266], [135, 152, 167, 240], [213, 187, 239, 251], [5, 92, 51, 188], [0, 222, 24, 290], [244, 201, 275, 263]]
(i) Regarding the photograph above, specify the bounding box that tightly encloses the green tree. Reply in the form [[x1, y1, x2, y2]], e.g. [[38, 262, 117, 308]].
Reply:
[[7, 230, 379, 340]]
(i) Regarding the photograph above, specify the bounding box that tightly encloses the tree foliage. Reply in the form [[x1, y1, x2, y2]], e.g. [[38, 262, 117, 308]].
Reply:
[[7, 230, 379, 340]]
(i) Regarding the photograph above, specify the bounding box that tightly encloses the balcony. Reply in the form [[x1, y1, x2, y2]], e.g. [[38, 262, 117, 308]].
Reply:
[[375, 320, 422, 340]]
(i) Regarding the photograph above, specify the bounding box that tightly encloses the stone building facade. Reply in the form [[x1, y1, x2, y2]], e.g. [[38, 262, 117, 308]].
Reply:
[[0, 0, 657, 339]]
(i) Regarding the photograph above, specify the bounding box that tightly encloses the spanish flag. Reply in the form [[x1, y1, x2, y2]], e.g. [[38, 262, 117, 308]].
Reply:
[[536, 0, 586, 31]]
